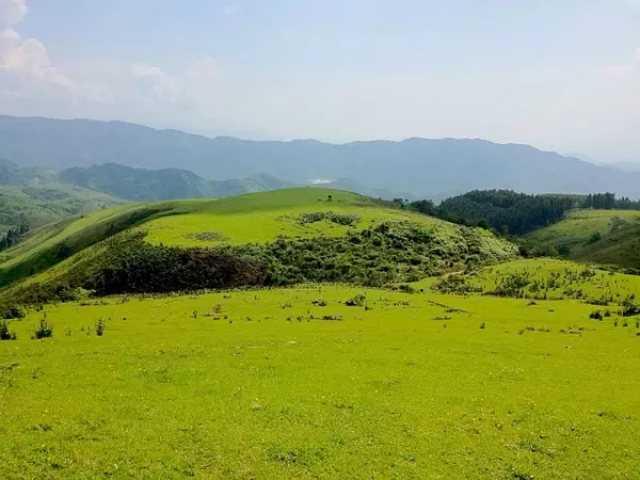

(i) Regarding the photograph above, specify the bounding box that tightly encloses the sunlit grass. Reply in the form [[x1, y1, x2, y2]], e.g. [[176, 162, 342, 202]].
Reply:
[[2, 284, 640, 478]]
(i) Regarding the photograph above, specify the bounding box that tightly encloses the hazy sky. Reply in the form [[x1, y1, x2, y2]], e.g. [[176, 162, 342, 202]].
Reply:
[[1, 0, 639, 160]]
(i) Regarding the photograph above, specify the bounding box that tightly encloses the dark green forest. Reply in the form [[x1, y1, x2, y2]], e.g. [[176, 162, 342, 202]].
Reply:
[[407, 190, 640, 236]]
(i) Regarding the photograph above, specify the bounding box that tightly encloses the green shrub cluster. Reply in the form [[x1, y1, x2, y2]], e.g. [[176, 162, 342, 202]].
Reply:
[[0, 304, 26, 320], [299, 211, 361, 227], [33, 319, 53, 339], [0, 320, 17, 340]]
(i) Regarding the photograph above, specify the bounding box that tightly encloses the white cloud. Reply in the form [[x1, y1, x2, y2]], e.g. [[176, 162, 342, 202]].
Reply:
[[0, 0, 27, 25], [223, 3, 244, 16], [0, 28, 73, 87], [130, 63, 169, 80]]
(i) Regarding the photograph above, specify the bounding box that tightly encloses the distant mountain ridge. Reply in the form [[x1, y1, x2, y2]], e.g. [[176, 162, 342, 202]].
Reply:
[[1, 115, 640, 199], [0, 157, 294, 231], [59, 163, 292, 201]]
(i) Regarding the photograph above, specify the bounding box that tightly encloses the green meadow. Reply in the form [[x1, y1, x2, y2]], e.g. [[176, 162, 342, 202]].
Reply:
[[1, 189, 640, 478], [2, 283, 640, 479], [525, 209, 640, 270], [140, 188, 453, 247]]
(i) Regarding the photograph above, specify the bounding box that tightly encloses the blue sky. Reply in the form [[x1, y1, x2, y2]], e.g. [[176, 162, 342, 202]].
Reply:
[[1, 0, 639, 161]]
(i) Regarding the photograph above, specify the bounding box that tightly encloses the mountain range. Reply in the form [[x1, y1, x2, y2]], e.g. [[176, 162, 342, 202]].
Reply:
[[1, 115, 640, 200]]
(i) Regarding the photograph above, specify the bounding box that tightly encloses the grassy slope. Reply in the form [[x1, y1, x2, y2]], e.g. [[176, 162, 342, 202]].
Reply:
[[454, 258, 640, 302], [526, 209, 640, 269], [0, 188, 517, 291], [0, 183, 126, 232], [1, 285, 639, 478], [0, 203, 171, 288], [141, 188, 486, 246]]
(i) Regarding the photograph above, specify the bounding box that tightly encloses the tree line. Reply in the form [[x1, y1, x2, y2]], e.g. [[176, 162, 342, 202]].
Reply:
[[0, 224, 29, 252], [404, 190, 640, 236]]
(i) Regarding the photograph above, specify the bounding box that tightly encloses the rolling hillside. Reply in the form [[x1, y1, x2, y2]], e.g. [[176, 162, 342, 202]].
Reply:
[[0, 181, 126, 233], [2, 115, 640, 199], [0, 158, 293, 232], [525, 210, 640, 270], [0, 188, 518, 303], [58, 163, 292, 201]]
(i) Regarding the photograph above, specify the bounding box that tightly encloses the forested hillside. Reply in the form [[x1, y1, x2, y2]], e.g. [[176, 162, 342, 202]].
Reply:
[[59, 163, 291, 201], [409, 190, 640, 235]]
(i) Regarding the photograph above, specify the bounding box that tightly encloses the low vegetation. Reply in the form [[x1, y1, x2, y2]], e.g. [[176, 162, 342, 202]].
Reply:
[[1, 284, 639, 478], [9, 217, 516, 303], [432, 258, 640, 306]]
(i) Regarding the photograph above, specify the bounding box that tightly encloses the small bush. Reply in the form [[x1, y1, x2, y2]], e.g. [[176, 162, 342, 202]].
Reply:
[[0, 320, 17, 341], [33, 319, 53, 339], [299, 211, 360, 227], [312, 299, 328, 307], [589, 310, 603, 321], [345, 294, 366, 307], [621, 303, 640, 317], [95, 318, 106, 337]]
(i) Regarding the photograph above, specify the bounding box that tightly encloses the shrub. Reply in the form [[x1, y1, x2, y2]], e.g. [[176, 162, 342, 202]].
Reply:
[[345, 294, 366, 307], [621, 303, 640, 317], [33, 319, 53, 339], [0, 304, 26, 320], [95, 318, 106, 337], [589, 310, 603, 321], [0, 320, 17, 340], [299, 211, 360, 227]]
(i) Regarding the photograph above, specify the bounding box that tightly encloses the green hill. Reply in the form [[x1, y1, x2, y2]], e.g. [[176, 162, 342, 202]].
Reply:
[[0, 158, 294, 235], [0, 183, 126, 234], [0, 188, 518, 304], [525, 210, 640, 270], [58, 163, 292, 202]]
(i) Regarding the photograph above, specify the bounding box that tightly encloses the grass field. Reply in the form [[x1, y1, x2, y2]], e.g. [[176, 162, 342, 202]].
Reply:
[[526, 209, 640, 269], [140, 188, 452, 247], [2, 191, 640, 478], [527, 210, 640, 247], [2, 283, 640, 479], [456, 258, 640, 302]]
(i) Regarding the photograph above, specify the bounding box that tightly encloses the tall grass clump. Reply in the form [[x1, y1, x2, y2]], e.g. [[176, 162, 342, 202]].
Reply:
[[33, 319, 53, 339], [0, 320, 17, 340]]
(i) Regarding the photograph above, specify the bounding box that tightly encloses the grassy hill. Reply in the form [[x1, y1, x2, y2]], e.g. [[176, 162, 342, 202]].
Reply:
[[0, 183, 125, 234], [525, 210, 640, 270], [58, 163, 292, 202], [0, 188, 518, 303], [0, 158, 295, 236], [3, 191, 640, 478]]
